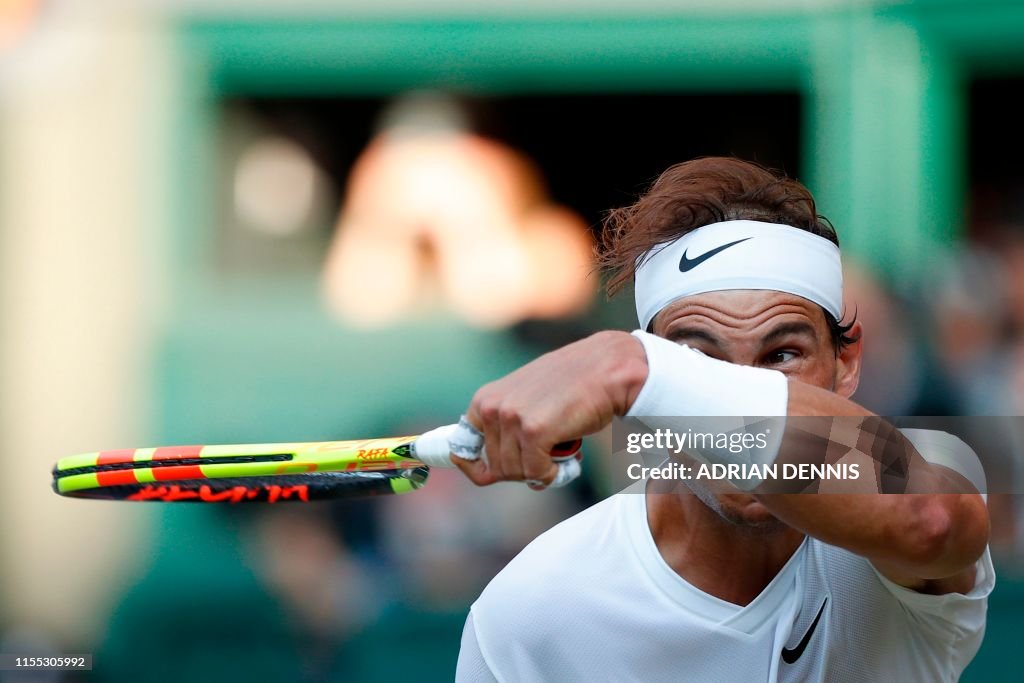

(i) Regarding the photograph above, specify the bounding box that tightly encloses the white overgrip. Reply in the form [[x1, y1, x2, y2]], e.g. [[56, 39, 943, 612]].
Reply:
[[411, 417, 582, 488], [411, 417, 486, 468], [411, 423, 461, 468]]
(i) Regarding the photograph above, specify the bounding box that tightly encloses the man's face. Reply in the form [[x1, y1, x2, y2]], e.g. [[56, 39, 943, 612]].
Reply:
[[652, 289, 862, 527]]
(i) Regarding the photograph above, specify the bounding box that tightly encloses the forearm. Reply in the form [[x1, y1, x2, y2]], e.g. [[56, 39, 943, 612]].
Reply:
[[770, 379, 937, 495], [757, 380, 989, 580]]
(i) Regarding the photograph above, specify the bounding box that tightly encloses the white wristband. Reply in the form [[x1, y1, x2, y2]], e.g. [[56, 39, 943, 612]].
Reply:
[[626, 330, 789, 490]]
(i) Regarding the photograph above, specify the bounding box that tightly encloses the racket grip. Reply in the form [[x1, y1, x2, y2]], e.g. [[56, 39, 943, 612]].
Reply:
[[412, 421, 583, 486]]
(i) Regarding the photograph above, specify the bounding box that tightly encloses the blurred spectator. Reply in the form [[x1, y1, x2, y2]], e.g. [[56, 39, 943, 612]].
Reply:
[[843, 261, 961, 416], [926, 246, 1009, 415], [322, 91, 595, 329]]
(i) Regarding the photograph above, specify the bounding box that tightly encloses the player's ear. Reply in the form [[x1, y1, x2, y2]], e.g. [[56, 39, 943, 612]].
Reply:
[[833, 319, 863, 399]]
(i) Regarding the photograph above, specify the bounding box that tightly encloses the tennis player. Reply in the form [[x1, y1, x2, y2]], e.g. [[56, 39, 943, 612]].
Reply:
[[451, 158, 993, 681]]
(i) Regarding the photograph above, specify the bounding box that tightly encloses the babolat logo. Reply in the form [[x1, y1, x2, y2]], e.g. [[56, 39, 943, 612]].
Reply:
[[127, 484, 309, 503]]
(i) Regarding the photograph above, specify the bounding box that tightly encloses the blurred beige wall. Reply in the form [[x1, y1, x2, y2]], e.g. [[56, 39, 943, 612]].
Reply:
[[0, 9, 170, 642]]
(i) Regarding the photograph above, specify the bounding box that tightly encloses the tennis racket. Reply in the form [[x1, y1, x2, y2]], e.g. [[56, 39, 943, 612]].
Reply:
[[51, 420, 583, 503]]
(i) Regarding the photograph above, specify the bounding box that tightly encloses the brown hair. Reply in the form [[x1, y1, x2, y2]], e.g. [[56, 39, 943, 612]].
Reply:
[[598, 157, 838, 296], [598, 157, 857, 349]]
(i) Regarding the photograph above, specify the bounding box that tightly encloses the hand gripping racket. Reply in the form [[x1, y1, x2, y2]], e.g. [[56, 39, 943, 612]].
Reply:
[[51, 419, 583, 503]]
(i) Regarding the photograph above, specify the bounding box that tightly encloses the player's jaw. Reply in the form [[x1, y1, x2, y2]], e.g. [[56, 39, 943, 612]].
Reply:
[[686, 480, 786, 530], [651, 289, 862, 527]]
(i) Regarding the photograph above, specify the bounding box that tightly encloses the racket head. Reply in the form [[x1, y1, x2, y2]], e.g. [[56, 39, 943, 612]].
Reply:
[[52, 438, 426, 502]]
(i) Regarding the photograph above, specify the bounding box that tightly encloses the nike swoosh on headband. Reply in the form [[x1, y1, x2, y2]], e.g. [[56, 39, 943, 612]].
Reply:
[[678, 237, 752, 273], [781, 597, 828, 664]]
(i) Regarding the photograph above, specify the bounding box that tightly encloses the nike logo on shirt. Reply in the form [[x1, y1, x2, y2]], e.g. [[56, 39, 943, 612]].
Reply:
[[678, 237, 752, 272], [781, 597, 828, 664]]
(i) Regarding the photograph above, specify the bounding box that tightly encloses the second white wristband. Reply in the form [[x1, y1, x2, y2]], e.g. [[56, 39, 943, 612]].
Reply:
[[626, 330, 789, 490]]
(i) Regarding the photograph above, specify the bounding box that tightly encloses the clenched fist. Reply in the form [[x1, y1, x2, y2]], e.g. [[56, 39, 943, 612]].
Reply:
[[453, 331, 648, 488]]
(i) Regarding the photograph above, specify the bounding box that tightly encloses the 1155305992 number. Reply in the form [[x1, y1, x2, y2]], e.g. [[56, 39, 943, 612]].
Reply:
[[0, 654, 92, 670]]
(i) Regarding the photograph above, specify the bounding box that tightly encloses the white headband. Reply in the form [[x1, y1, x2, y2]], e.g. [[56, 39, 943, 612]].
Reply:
[[634, 220, 843, 330]]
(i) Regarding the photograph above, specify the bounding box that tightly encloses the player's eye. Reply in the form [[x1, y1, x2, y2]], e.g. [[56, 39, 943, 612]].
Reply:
[[764, 349, 799, 366]]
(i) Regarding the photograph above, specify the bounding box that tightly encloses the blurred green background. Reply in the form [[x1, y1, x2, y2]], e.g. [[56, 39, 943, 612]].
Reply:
[[3, 0, 1024, 680]]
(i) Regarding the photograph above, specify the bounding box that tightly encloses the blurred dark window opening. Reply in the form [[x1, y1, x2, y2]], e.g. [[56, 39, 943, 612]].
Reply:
[[968, 76, 1024, 240]]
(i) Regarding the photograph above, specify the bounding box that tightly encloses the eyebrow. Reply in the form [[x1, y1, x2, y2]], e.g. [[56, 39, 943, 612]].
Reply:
[[760, 321, 819, 347]]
